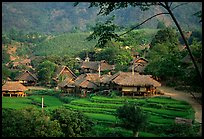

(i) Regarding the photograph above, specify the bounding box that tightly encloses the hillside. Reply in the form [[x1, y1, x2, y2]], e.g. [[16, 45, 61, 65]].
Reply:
[[2, 2, 202, 34], [33, 32, 96, 56]]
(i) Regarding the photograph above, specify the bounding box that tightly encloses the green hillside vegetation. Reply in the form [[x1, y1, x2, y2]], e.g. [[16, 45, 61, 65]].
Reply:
[[33, 29, 158, 57], [33, 32, 96, 56], [2, 90, 200, 137], [2, 2, 201, 34]]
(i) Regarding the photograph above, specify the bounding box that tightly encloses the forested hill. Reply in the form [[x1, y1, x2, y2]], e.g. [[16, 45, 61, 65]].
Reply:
[[2, 2, 202, 34]]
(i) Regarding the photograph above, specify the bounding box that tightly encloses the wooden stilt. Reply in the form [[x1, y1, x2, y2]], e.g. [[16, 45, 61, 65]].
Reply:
[[10, 94, 11, 97]]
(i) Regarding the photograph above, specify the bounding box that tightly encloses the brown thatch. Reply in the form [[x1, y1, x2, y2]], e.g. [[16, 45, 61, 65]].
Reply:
[[100, 74, 112, 84], [74, 73, 100, 89], [15, 70, 38, 81], [53, 66, 77, 80], [128, 63, 148, 73], [80, 60, 114, 71], [2, 81, 28, 92], [58, 77, 75, 88], [110, 72, 161, 87]]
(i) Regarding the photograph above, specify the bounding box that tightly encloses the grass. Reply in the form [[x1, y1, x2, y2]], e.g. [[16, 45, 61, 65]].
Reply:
[[2, 91, 197, 137], [64, 103, 116, 115], [2, 97, 37, 109], [27, 95, 64, 107], [84, 112, 117, 123], [2, 95, 65, 110], [33, 32, 96, 56]]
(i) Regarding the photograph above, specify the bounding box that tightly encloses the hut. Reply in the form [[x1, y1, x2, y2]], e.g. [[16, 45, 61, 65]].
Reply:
[[73, 73, 103, 96], [109, 71, 161, 96], [128, 57, 148, 74], [53, 66, 77, 83], [2, 81, 28, 97], [15, 70, 38, 86], [57, 77, 75, 93], [79, 60, 115, 74]]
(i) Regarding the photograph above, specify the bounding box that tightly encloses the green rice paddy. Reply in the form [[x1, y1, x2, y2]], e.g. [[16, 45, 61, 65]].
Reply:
[[2, 92, 196, 137]]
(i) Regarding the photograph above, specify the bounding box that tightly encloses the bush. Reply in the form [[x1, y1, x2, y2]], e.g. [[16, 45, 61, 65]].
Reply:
[[108, 90, 120, 98]]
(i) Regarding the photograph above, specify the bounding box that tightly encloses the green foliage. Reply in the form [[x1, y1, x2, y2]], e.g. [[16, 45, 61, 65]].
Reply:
[[94, 45, 132, 71], [150, 27, 179, 48], [2, 94, 198, 137], [37, 60, 57, 84], [2, 65, 11, 82], [145, 28, 182, 80], [87, 15, 121, 48], [116, 103, 149, 137], [50, 107, 93, 137], [122, 28, 158, 47], [33, 32, 96, 56], [156, 20, 166, 29], [2, 107, 64, 137]]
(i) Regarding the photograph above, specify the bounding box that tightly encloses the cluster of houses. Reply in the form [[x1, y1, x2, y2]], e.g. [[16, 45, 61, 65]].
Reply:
[[2, 53, 162, 97]]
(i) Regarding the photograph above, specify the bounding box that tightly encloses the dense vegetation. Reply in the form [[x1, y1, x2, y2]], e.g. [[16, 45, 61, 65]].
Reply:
[[2, 2, 201, 34], [2, 107, 93, 137], [2, 90, 200, 137]]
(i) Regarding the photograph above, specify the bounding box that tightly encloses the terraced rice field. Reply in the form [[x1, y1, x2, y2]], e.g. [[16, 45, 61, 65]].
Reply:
[[2, 94, 196, 137], [63, 95, 195, 137]]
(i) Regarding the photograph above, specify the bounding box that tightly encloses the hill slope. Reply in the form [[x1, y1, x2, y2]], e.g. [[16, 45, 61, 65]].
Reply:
[[2, 2, 202, 34]]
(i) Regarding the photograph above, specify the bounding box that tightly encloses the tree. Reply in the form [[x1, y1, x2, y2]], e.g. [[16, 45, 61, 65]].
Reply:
[[145, 42, 183, 84], [94, 44, 132, 71], [50, 107, 93, 137], [116, 103, 148, 137], [156, 20, 166, 29], [75, 2, 202, 83], [37, 60, 57, 85], [86, 15, 121, 48], [150, 27, 179, 49], [2, 107, 64, 137]]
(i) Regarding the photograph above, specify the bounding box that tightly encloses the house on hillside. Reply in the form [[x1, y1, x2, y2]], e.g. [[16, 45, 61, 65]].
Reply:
[[57, 77, 75, 93], [57, 72, 112, 95], [2, 81, 28, 97], [9, 58, 33, 70], [53, 66, 77, 83], [128, 57, 148, 74], [15, 70, 38, 86], [108, 71, 161, 96], [79, 58, 115, 74], [74, 73, 100, 95]]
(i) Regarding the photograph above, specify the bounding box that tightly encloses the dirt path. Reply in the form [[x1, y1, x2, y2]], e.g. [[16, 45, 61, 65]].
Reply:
[[158, 86, 202, 124]]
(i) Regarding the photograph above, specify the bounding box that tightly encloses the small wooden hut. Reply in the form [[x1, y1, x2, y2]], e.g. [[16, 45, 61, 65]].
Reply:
[[57, 77, 75, 93], [79, 60, 115, 74], [109, 71, 161, 96], [128, 57, 148, 74], [53, 65, 77, 83], [2, 81, 28, 97], [15, 70, 38, 86], [74, 73, 100, 94]]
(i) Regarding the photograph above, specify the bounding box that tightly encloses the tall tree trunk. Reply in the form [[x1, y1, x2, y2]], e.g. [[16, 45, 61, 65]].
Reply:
[[133, 131, 139, 137]]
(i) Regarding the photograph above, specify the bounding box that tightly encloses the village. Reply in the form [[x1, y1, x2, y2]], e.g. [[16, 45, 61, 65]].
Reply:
[[2, 2, 202, 137], [2, 51, 162, 98]]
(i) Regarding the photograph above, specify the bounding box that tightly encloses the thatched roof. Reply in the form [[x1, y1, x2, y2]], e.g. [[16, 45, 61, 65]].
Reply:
[[53, 66, 77, 80], [100, 74, 112, 84], [15, 70, 38, 81], [80, 60, 114, 71], [2, 81, 28, 92], [130, 57, 148, 64], [128, 63, 147, 73], [110, 71, 161, 87], [74, 73, 100, 89], [58, 77, 75, 88]]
